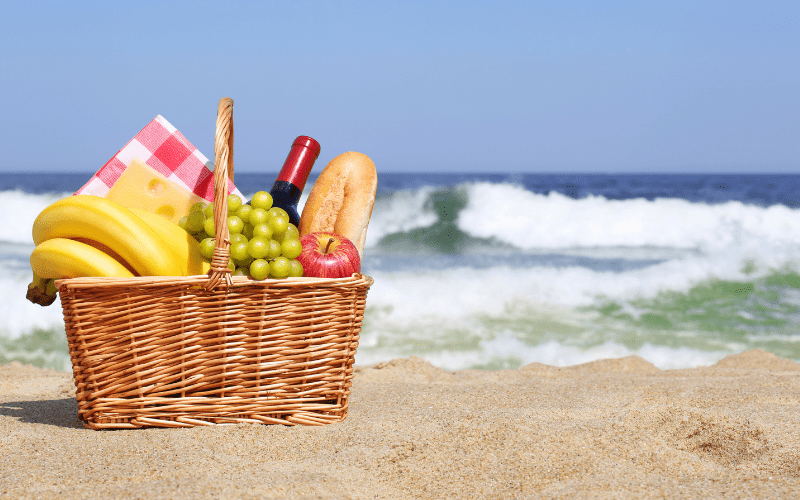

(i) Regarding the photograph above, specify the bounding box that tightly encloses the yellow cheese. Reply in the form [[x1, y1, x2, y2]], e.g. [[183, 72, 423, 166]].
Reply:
[[105, 158, 207, 224]]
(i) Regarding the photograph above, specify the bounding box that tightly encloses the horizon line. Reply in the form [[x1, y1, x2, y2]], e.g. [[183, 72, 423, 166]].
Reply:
[[1, 170, 799, 176]]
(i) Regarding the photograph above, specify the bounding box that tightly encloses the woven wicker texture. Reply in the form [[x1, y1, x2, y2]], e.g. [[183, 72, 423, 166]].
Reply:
[[56, 98, 373, 429]]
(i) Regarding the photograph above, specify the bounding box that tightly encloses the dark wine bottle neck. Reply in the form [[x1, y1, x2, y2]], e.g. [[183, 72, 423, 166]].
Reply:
[[270, 181, 302, 205], [270, 181, 302, 225]]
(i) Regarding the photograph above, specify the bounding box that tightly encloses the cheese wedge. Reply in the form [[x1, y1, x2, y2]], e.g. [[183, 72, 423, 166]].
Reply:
[[105, 158, 207, 224]]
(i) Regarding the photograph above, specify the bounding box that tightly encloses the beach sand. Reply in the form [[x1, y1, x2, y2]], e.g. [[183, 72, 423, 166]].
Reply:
[[1, 349, 799, 499]]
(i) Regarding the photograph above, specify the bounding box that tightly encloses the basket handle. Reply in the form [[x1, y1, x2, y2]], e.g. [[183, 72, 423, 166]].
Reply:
[[204, 97, 235, 290]]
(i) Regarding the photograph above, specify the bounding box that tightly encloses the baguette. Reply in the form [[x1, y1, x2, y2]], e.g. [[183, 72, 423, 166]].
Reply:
[[299, 151, 377, 257]]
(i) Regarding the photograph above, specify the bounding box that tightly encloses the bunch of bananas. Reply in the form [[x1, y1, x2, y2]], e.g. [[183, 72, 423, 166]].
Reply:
[[27, 195, 210, 306]]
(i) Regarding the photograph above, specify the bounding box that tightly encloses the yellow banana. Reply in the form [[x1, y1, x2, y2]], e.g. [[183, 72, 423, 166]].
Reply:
[[32, 195, 183, 276], [128, 208, 211, 276], [73, 237, 138, 276], [31, 238, 135, 279]]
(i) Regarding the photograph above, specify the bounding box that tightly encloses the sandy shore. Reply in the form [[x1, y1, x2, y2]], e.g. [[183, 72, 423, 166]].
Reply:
[[1, 349, 799, 499]]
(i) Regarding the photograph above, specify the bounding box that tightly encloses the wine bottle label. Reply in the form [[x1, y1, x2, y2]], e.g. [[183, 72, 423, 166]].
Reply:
[[276, 136, 320, 191]]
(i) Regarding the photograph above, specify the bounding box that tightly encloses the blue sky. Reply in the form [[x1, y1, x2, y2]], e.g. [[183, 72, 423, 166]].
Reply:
[[1, 1, 798, 173]]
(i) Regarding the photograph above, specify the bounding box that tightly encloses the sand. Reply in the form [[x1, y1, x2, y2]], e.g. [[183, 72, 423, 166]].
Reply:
[[1, 349, 799, 499]]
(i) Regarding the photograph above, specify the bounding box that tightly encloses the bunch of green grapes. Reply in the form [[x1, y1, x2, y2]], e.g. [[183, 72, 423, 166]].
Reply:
[[177, 191, 304, 279]]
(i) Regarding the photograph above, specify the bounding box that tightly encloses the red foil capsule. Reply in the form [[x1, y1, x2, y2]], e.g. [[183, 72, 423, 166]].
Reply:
[[275, 136, 321, 192]]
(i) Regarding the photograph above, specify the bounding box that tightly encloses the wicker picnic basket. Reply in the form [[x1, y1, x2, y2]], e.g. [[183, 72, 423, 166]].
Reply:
[[56, 98, 373, 429]]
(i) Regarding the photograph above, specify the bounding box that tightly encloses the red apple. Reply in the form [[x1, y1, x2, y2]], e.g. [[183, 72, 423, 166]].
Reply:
[[297, 232, 361, 278]]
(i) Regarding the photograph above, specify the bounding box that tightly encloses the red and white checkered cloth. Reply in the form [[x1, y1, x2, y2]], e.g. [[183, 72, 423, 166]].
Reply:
[[76, 115, 243, 202]]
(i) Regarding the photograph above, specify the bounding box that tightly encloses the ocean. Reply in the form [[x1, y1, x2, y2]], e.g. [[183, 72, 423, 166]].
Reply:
[[3, 172, 800, 372]]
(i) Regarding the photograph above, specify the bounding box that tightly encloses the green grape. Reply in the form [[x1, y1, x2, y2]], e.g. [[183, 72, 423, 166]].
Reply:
[[227, 194, 243, 214], [267, 239, 282, 260], [247, 236, 269, 259], [288, 259, 304, 278], [249, 208, 269, 226], [185, 211, 205, 233], [227, 215, 244, 234], [273, 222, 298, 243], [230, 241, 250, 262], [242, 222, 255, 240], [230, 233, 249, 245], [233, 267, 249, 277], [253, 223, 273, 240], [190, 202, 206, 213], [269, 216, 289, 237], [228, 259, 236, 272], [199, 238, 216, 260], [193, 231, 206, 242], [269, 256, 291, 279], [234, 255, 253, 268], [235, 204, 253, 222], [268, 207, 289, 221], [251, 191, 274, 211], [249, 259, 270, 280], [178, 215, 189, 232], [204, 218, 215, 237], [281, 238, 303, 259], [203, 203, 215, 219]]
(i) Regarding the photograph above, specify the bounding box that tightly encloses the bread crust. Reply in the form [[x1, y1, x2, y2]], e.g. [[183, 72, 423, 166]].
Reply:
[[299, 151, 377, 257]]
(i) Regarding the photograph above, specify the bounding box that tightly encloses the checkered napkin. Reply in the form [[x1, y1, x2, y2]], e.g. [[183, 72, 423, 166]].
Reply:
[[76, 115, 244, 201]]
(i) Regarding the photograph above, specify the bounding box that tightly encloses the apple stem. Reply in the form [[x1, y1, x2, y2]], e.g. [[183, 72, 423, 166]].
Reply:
[[325, 237, 335, 254]]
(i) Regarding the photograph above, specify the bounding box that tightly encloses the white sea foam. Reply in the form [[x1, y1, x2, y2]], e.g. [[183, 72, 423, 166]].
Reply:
[[355, 336, 733, 371], [0, 190, 69, 244], [364, 240, 799, 321], [0, 272, 66, 339], [356, 243, 800, 370], [474, 338, 731, 370], [456, 182, 800, 252]]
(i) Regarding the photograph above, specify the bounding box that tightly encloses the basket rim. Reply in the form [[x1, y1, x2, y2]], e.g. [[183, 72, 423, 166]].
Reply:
[[55, 273, 374, 290]]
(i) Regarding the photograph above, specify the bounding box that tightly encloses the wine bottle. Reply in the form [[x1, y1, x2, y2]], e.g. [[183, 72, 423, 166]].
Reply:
[[269, 136, 321, 226]]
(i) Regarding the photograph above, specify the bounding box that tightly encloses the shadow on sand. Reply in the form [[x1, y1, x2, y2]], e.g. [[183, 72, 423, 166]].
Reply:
[[0, 397, 83, 428]]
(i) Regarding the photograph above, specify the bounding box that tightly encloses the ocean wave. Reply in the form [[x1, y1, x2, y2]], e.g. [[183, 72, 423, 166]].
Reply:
[[456, 182, 800, 251], [357, 182, 800, 279], [356, 265, 800, 370], [15, 180, 800, 258], [364, 187, 440, 248], [5, 180, 800, 372], [363, 252, 797, 320]]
